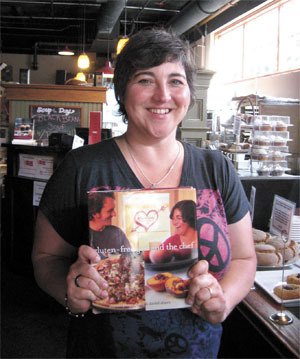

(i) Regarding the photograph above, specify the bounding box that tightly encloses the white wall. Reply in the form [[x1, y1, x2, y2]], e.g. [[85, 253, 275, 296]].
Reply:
[[225, 71, 300, 101]]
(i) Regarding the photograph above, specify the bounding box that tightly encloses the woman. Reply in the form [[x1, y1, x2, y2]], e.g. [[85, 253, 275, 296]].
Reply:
[[32, 28, 256, 358], [149, 200, 197, 263], [168, 200, 197, 247]]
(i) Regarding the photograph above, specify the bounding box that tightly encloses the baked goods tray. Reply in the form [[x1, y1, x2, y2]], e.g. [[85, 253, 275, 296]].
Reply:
[[255, 267, 300, 307], [257, 257, 299, 271], [222, 149, 249, 154]]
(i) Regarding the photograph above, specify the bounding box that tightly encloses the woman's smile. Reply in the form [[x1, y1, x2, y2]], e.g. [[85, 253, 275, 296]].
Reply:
[[148, 108, 171, 115]]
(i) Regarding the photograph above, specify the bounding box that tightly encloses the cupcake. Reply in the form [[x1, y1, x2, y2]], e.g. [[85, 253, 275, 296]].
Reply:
[[253, 135, 270, 147], [269, 150, 285, 162], [260, 122, 272, 131], [274, 120, 287, 132], [252, 148, 269, 161], [257, 165, 270, 176], [270, 164, 285, 176], [272, 136, 286, 147]]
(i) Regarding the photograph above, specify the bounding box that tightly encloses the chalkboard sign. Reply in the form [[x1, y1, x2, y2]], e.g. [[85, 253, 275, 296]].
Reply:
[[30, 105, 81, 140]]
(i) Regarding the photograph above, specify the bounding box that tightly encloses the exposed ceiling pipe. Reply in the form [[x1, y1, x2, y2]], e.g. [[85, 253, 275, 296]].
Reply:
[[90, 0, 125, 52], [2, 15, 95, 21], [167, 0, 239, 35], [1, 24, 79, 32], [125, 6, 180, 14], [196, 0, 240, 27], [94, 0, 125, 39], [2, 0, 106, 6], [36, 41, 84, 48]]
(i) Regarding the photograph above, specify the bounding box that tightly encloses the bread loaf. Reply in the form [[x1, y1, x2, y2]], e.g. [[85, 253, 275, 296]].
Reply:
[[252, 228, 269, 244], [255, 244, 283, 266], [254, 230, 299, 266]]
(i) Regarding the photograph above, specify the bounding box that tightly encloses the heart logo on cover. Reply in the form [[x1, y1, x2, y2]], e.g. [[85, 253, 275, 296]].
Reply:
[[134, 210, 159, 232]]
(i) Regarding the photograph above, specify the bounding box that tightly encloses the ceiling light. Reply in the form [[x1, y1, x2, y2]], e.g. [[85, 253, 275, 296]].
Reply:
[[74, 72, 86, 82], [58, 45, 74, 56], [98, 60, 114, 77], [78, 53, 90, 69], [116, 37, 129, 55]]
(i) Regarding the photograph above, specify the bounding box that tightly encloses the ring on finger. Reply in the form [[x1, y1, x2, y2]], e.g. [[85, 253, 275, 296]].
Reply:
[[206, 286, 213, 298], [74, 274, 83, 288]]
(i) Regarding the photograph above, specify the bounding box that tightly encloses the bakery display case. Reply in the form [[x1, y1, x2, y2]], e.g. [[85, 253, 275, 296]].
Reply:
[[251, 115, 292, 176], [231, 94, 299, 156], [219, 94, 299, 176]]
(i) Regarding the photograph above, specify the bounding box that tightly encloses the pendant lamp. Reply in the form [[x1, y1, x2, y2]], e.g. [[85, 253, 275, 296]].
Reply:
[[74, 72, 86, 82], [78, 53, 90, 69], [77, 5, 90, 69], [98, 60, 114, 77], [116, 37, 129, 55], [58, 45, 74, 56], [116, 1, 129, 55]]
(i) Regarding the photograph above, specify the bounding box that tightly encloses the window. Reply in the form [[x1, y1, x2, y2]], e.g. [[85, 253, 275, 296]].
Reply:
[[210, 0, 299, 83], [279, 0, 300, 71]]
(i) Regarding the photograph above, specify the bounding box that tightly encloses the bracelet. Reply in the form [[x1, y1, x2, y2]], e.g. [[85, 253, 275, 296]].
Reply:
[[64, 293, 85, 318]]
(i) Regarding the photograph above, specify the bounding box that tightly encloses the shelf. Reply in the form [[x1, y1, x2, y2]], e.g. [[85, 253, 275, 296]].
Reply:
[[2, 84, 107, 104]]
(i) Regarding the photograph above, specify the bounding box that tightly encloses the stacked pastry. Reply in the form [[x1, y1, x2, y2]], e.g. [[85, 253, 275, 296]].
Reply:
[[252, 228, 299, 266]]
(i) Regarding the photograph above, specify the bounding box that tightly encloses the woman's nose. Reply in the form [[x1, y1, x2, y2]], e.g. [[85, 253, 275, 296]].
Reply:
[[153, 82, 171, 102]]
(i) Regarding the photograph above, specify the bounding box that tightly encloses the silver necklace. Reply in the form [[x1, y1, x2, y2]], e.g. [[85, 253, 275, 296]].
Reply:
[[124, 136, 181, 188]]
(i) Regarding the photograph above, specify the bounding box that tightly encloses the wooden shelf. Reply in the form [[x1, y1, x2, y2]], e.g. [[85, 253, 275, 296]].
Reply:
[[2, 84, 106, 104]]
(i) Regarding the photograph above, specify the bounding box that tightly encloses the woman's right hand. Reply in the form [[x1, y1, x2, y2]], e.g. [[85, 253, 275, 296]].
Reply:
[[66, 245, 109, 314]]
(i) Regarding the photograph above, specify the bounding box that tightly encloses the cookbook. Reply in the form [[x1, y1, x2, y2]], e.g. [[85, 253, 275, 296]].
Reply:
[[88, 187, 198, 312]]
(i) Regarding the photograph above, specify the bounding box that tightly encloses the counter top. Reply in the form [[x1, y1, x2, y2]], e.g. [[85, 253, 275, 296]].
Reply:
[[241, 282, 299, 358], [237, 169, 300, 179]]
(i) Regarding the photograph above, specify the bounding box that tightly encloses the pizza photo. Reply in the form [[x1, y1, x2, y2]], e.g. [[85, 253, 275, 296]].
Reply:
[[93, 252, 145, 310]]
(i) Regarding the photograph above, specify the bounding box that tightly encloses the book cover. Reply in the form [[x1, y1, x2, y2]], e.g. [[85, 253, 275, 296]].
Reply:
[[88, 187, 198, 312]]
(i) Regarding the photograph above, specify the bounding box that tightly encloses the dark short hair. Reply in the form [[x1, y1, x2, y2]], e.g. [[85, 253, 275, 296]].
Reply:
[[169, 200, 196, 229], [114, 27, 196, 119], [88, 192, 115, 220]]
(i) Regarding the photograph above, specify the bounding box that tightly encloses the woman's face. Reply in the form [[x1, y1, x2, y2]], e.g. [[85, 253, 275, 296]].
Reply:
[[124, 61, 191, 140], [171, 208, 190, 236]]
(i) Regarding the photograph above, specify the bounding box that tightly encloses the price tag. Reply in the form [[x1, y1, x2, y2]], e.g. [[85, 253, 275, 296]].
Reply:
[[269, 195, 296, 238]]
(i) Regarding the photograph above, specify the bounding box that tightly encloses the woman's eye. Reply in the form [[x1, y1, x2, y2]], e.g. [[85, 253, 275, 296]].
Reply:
[[171, 79, 184, 86], [138, 78, 153, 85]]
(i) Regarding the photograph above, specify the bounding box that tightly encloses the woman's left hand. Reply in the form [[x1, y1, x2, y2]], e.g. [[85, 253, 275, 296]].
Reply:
[[186, 260, 228, 324]]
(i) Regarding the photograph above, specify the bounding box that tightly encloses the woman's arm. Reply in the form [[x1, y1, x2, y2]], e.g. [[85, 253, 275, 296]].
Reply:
[[187, 212, 256, 323], [32, 211, 107, 313]]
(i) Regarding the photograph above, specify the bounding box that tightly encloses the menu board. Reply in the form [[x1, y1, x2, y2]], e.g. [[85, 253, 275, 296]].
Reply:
[[30, 105, 81, 141]]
